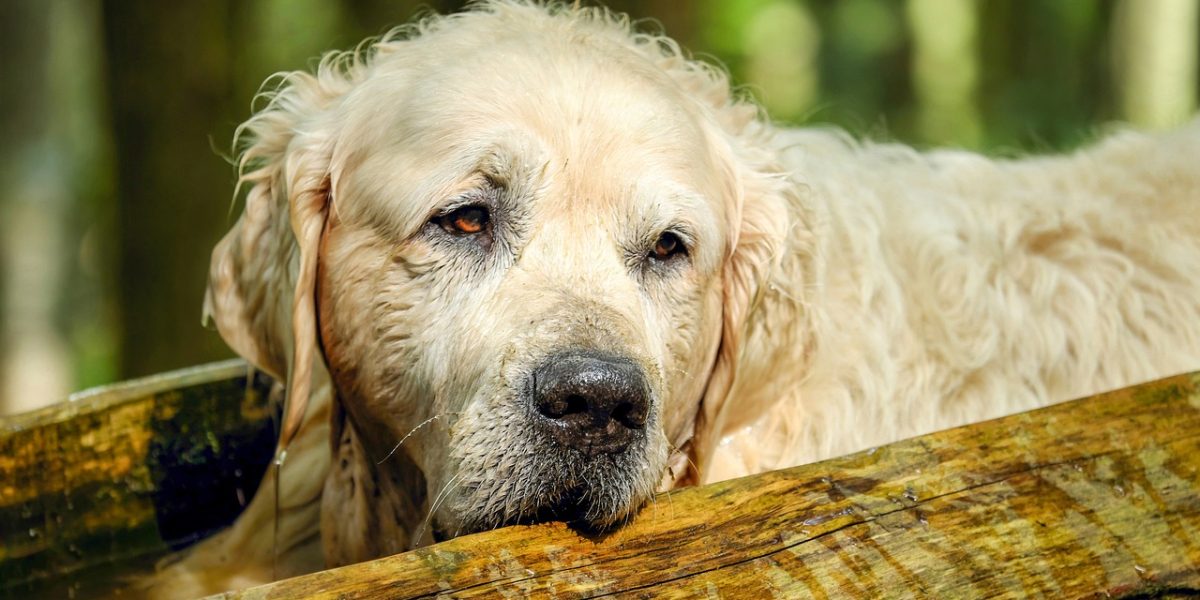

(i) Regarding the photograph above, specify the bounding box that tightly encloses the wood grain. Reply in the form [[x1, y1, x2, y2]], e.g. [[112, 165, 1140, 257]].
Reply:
[[0, 360, 277, 599], [217, 372, 1200, 599], [3, 366, 1199, 598]]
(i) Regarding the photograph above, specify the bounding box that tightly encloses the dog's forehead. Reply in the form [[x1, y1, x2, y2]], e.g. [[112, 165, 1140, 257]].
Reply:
[[367, 34, 710, 167], [335, 28, 729, 237]]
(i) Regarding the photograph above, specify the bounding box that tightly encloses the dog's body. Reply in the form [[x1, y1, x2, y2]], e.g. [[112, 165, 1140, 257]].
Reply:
[[147, 2, 1200, 596], [711, 125, 1200, 481]]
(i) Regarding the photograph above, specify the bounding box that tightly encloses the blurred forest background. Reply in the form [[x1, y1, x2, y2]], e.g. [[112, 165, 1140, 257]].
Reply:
[[0, 0, 1197, 414]]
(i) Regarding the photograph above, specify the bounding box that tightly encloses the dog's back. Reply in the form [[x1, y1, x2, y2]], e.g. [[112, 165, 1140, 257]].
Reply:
[[708, 121, 1200, 481]]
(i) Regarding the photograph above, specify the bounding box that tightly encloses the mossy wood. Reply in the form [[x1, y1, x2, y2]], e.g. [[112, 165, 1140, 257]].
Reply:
[[219, 372, 1200, 599], [0, 360, 279, 599], [2, 367, 1199, 599]]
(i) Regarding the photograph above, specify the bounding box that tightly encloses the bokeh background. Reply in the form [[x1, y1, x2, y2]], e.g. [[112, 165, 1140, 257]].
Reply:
[[1, 0, 1197, 414]]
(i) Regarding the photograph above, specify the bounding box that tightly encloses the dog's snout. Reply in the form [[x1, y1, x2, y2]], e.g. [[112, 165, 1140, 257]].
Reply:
[[531, 352, 649, 455]]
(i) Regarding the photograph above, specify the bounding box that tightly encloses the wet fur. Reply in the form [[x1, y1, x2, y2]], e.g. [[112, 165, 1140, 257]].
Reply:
[[145, 1, 1200, 597]]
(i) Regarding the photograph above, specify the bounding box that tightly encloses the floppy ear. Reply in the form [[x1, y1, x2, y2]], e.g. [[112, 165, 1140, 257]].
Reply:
[[204, 69, 345, 452], [685, 139, 792, 485]]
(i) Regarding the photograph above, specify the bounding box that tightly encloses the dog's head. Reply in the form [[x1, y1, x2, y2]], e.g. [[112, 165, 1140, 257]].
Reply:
[[205, 1, 795, 544]]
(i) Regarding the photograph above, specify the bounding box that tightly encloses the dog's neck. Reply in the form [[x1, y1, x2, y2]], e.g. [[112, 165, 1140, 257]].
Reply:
[[319, 398, 432, 566]]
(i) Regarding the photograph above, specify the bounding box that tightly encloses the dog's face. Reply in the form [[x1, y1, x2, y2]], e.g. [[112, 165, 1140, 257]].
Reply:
[[207, 2, 791, 548], [317, 30, 732, 534]]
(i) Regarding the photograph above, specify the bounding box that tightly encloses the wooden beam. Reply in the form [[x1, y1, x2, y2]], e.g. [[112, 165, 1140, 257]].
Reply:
[[3, 365, 1199, 598], [0, 360, 277, 599], [217, 372, 1200, 599]]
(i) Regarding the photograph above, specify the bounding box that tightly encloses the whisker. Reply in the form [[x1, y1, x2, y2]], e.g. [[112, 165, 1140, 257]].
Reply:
[[414, 472, 464, 548], [665, 440, 700, 481], [376, 413, 450, 465], [502, 476, 522, 521], [648, 476, 659, 518]]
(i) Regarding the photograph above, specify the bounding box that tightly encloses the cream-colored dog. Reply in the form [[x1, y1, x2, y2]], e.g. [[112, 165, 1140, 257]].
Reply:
[[154, 1, 1200, 595]]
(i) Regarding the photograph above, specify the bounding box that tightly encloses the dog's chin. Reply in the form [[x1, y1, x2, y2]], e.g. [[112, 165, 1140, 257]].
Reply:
[[449, 490, 643, 538], [439, 451, 655, 538], [437, 493, 630, 541]]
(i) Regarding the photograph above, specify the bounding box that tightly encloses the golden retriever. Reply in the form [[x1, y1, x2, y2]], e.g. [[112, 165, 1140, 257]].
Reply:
[[151, 1, 1200, 595]]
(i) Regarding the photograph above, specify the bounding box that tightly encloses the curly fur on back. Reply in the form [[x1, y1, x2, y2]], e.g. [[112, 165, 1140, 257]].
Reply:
[[711, 124, 1200, 479]]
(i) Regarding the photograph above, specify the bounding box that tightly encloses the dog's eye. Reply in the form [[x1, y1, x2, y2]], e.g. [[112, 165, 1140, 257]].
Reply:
[[437, 205, 490, 235], [651, 232, 686, 261]]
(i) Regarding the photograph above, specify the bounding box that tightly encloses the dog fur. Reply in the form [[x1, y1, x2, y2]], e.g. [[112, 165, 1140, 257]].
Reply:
[[147, 1, 1200, 596]]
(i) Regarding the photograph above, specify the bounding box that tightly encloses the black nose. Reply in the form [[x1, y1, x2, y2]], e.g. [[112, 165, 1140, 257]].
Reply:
[[531, 352, 650, 456]]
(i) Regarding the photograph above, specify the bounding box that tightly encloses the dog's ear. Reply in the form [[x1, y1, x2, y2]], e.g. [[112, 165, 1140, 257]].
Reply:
[[685, 130, 793, 485], [205, 69, 347, 451]]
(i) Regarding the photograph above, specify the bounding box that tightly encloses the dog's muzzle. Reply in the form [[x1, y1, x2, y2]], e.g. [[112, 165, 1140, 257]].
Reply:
[[530, 351, 650, 456]]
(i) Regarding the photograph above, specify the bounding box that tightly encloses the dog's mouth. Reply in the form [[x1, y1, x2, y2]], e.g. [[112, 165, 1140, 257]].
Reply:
[[433, 350, 662, 539], [441, 447, 653, 538], [433, 486, 599, 541], [511, 484, 599, 525]]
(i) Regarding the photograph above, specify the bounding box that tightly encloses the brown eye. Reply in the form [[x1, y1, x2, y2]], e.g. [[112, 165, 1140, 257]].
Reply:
[[438, 205, 489, 235], [652, 232, 685, 261]]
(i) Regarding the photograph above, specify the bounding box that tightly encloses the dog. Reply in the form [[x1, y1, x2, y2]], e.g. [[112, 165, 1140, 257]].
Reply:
[[150, 1, 1200, 596]]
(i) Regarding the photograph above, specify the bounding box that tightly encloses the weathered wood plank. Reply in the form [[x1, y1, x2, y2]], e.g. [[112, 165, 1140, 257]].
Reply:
[[218, 372, 1200, 599], [0, 360, 278, 599], [4, 366, 1199, 598]]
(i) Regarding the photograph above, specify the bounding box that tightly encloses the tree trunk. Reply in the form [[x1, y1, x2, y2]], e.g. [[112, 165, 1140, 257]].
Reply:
[[102, 1, 241, 378]]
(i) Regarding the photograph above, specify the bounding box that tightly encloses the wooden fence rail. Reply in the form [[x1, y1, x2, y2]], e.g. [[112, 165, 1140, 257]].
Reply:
[[219, 372, 1200, 599], [2, 362, 1199, 598], [1, 360, 278, 599]]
